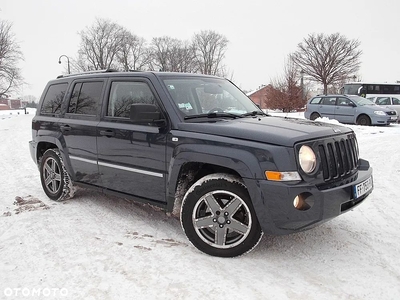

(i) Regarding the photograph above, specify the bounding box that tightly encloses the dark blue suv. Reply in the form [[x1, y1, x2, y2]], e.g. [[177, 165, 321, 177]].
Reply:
[[29, 70, 373, 257]]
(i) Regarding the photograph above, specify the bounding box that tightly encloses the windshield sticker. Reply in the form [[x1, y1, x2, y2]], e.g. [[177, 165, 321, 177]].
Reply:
[[178, 103, 193, 110]]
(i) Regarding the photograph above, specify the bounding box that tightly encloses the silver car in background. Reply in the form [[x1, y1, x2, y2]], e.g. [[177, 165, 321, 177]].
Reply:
[[305, 94, 398, 126]]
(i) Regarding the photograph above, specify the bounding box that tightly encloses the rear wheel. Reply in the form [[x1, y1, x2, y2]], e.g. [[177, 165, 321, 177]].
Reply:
[[40, 149, 74, 201], [181, 174, 262, 257], [310, 112, 320, 121], [357, 115, 371, 126]]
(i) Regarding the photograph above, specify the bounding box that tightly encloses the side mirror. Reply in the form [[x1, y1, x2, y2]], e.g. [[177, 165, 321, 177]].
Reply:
[[129, 104, 166, 126], [349, 102, 356, 107]]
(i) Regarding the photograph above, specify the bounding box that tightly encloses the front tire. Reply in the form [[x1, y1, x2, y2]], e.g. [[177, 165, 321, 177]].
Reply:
[[357, 115, 371, 126], [181, 174, 262, 257], [40, 149, 74, 201]]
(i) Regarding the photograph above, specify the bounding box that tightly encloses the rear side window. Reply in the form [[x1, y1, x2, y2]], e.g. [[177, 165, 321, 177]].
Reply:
[[67, 81, 104, 115], [40, 83, 68, 114], [309, 97, 322, 104], [321, 97, 337, 105]]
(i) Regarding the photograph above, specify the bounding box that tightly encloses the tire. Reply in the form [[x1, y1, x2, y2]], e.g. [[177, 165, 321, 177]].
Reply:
[[310, 112, 320, 121], [357, 115, 371, 126], [181, 174, 263, 257], [40, 149, 74, 201]]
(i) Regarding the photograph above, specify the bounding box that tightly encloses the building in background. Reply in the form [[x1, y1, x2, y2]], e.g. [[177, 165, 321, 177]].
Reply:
[[0, 97, 28, 110], [247, 85, 271, 110]]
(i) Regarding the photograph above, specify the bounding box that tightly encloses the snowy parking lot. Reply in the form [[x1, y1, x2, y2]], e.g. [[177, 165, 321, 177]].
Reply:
[[0, 110, 399, 299]]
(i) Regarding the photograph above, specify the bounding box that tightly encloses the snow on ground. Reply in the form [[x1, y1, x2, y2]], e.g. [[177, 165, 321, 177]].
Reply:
[[0, 110, 399, 300]]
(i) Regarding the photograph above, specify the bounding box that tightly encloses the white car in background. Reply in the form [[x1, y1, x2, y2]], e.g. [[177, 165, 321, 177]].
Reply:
[[367, 96, 400, 122]]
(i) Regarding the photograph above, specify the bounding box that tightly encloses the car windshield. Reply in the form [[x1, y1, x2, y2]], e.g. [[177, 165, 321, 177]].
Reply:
[[160, 76, 262, 119], [348, 95, 376, 106]]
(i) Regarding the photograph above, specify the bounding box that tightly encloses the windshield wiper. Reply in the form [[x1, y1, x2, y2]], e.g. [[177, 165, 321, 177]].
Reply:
[[184, 112, 242, 120], [240, 110, 268, 117]]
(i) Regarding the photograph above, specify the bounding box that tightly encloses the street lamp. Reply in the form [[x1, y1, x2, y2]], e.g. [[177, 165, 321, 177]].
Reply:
[[300, 69, 305, 101], [58, 55, 71, 74]]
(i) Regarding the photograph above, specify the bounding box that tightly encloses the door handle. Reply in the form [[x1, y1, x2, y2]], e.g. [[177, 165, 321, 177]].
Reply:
[[99, 130, 115, 137]]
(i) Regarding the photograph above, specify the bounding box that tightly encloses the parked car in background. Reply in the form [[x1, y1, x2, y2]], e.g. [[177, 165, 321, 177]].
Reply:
[[367, 96, 400, 122], [305, 94, 398, 126]]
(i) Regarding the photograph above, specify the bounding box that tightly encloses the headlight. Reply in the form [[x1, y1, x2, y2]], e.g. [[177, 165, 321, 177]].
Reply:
[[299, 145, 316, 173], [373, 111, 386, 116]]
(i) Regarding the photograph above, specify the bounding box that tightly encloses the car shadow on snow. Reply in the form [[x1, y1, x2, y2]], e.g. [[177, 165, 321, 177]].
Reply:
[[57, 187, 190, 249]]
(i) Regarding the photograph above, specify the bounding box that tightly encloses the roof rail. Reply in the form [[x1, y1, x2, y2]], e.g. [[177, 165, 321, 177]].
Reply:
[[56, 68, 119, 79]]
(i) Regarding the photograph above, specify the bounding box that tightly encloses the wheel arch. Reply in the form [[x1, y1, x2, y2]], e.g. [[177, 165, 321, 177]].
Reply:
[[167, 145, 262, 216], [35, 137, 75, 181], [310, 112, 321, 120]]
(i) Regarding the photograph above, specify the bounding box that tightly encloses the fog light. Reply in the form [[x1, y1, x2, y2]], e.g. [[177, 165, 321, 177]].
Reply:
[[293, 192, 314, 211]]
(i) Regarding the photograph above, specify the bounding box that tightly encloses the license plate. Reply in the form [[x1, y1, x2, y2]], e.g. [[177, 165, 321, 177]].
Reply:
[[391, 116, 397, 120], [354, 176, 373, 199]]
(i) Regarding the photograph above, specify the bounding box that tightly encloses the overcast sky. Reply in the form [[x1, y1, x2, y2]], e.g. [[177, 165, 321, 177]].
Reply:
[[2, 0, 400, 99]]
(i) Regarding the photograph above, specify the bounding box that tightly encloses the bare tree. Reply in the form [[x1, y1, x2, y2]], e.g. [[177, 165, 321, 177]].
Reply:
[[267, 57, 305, 112], [291, 33, 362, 94], [149, 37, 196, 72], [0, 20, 23, 97], [149, 36, 177, 72], [76, 18, 125, 71], [193, 30, 228, 76], [174, 41, 197, 73], [118, 31, 151, 71]]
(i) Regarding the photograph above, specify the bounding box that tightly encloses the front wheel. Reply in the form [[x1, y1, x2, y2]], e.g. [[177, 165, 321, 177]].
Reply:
[[40, 149, 74, 201], [357, 115, 371, 126], [181, 174, 262, 257]]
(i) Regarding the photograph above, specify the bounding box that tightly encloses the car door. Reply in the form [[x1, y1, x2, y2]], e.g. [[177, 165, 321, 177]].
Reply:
[[391, 97, 400, 118], [96, 78, 168, 203], [335, 97, 355, 124], [59, 80, 104, 185], [319, 97, 337, 119]]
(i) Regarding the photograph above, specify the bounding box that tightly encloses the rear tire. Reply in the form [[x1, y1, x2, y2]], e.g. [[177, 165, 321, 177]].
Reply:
[[40, 149, 74, 201], [310, 112, 320, 121], [181, 174, 262, 257], [357, 115, 371, 126]]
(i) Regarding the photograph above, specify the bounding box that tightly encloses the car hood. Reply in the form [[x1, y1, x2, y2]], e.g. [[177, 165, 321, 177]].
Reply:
[[375, 105, 398, 113], [361, 104, 394, 112], [177, 115, 353, 147]]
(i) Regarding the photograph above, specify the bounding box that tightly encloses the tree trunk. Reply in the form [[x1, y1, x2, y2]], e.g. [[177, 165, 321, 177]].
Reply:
[[323, 83, 328, 94]]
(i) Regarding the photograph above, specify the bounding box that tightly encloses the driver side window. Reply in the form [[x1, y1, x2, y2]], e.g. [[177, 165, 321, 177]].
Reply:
[[107, 81, 156, 119]]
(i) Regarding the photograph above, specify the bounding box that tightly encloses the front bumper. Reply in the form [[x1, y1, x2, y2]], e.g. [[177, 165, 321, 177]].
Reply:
[[372, 114, 396, 125], [246, 167, 373, 235]]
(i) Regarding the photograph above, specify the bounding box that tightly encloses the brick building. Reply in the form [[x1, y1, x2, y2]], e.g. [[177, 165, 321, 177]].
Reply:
[[247, 85, 272, 110], [0, 98, 28, 110]]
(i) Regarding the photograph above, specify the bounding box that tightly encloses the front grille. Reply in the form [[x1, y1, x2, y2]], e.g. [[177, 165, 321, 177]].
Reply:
[[317, 135, 359, 181]]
